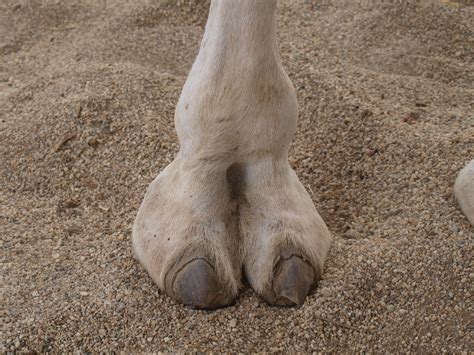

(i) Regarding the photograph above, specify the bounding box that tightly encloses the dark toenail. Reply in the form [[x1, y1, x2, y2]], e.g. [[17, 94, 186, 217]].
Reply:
[[272, 255, 316, 306], [172, 258, 226, 309]]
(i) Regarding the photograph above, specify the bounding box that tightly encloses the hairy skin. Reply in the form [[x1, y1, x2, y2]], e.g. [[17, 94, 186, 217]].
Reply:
[[133, 0, 332, 309]]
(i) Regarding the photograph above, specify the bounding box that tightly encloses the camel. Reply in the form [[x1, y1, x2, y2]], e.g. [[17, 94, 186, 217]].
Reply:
[[133, 0, 474, 310]]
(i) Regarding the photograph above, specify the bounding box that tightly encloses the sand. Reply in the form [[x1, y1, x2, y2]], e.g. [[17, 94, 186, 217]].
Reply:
[[1, 0, 473, 352]]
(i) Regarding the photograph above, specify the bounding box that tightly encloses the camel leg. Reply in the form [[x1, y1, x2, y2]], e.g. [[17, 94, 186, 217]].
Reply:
[[133, 0, 332, 308], [455, 160, 474, 226]]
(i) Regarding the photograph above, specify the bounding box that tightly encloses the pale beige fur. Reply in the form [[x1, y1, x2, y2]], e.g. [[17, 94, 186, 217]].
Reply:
[[133, 0, 331, 301], [454, 160, 474, 226]]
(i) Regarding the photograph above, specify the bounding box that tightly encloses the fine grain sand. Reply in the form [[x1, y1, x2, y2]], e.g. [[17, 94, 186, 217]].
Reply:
[[1, 0, 473, 352]]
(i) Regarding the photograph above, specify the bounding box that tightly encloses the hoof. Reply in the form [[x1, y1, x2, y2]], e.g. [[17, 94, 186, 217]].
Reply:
[[263, 248, 318, 306], [169, 258, 233, 309]]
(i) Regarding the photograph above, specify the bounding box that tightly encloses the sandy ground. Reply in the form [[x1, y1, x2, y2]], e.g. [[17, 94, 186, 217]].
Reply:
[[1, 0, 473, 352]]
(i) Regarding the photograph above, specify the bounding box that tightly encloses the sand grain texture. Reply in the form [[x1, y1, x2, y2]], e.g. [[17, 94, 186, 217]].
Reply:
[[1, 0, 473, 352]]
